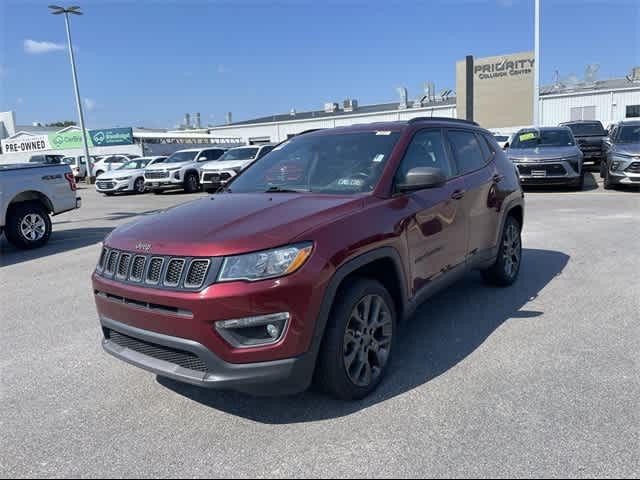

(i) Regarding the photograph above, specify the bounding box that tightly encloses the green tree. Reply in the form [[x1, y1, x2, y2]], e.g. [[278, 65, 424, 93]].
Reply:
[[46, 121, 77, 128]]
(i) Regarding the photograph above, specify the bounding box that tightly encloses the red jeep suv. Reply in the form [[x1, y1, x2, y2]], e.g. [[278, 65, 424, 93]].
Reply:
[[93, 118, 524, 400]]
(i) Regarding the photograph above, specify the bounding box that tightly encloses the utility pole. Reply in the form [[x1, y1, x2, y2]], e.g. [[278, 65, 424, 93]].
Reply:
[[533, 0, 541, 126], [50, 5, 94, 184]]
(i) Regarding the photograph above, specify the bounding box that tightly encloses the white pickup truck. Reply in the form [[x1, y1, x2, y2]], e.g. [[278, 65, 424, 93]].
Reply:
[[0, 163, 81, 249]]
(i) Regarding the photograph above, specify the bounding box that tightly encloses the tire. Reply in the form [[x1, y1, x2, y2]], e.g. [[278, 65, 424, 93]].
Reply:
[[600, 161, 606, 179], [184, 172, 199, 193], [481, 215, 522, 287], [5, 202, 52, 250], [134, 177, 146, 194], [315, 278, 397, 401], [604, 168, 615, 190]]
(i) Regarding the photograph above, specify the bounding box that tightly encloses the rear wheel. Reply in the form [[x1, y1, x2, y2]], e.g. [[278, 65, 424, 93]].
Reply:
[[5, 202, 52, 249], [481, 215, 522, 287], [315, 278, 396, 400], [134, 177, 146, 194], [184, 172, 199, 193]]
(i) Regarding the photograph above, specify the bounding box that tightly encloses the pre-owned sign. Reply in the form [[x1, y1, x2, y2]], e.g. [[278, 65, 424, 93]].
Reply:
[[1, 135, 52, 154]]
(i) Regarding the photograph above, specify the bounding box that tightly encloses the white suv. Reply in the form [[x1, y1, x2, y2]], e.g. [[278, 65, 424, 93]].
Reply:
[[200, 145, 275, 193], [143, 147, 227, 194]]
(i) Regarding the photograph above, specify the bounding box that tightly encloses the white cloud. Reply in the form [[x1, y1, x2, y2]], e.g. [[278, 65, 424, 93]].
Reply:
[[24, 39, 65, 54], [84, 98, 96, 111]]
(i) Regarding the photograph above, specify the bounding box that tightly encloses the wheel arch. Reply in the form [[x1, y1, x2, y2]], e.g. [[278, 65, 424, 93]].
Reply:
[[5, 191, 54, 226], [308, 247, 408, 366]]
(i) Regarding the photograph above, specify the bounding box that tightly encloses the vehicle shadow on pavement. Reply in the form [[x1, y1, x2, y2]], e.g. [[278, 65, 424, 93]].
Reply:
[[0, 227, 113, 267], [159, 248, 570, 424]]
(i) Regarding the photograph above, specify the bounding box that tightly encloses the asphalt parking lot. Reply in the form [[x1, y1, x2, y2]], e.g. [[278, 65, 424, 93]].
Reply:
[[1, 175, 639, 478]]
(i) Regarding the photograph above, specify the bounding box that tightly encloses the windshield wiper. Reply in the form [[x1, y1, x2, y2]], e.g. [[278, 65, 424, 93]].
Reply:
[[264, 186, 310, 193]]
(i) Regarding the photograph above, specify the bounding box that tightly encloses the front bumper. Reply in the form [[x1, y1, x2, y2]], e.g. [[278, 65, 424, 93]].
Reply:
[[607, 160, 640, 185], [514, 159, 582, 186], [201, 170, 236, 189], [96, 179, 133, 193], [145, 177, 183, 190], [101, 316, 315, 395]]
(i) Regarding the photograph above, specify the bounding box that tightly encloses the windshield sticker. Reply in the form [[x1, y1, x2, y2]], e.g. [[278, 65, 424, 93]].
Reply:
[[373, 154, 385, 163], [337, 178, 365, 186], [375, 131, 392, 136], [519, 132, 537, 142]]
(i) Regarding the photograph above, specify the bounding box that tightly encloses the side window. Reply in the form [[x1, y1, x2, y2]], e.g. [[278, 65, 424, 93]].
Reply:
[[258, 146, 274, 158], [396, 129, 454, 183], [480, 133, 498, 161], [104, 156, 117, 164], [446, 130, 487, 175]]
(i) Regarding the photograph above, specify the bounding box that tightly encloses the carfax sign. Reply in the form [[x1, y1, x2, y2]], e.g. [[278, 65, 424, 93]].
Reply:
[[48, 130, 94, 150], [89, 127, 134, 147]]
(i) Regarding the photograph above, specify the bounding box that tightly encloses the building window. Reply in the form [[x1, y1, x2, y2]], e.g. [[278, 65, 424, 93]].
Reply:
[[570, 106, 597, 121], [626, 105, 640, 118]]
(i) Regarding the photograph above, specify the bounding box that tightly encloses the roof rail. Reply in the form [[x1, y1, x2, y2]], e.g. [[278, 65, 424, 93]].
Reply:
[[408, 117, 479, 126]]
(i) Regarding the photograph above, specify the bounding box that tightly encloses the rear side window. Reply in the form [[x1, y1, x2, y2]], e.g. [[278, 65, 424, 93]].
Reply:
[[397, 129, 454, 181], [447, 130, 487, 175], [200, 149, 225, 161], [258, 146, 274, 158]]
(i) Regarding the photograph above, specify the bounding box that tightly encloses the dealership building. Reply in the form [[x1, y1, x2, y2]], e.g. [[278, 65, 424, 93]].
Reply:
[[205, 53, 640, 144]]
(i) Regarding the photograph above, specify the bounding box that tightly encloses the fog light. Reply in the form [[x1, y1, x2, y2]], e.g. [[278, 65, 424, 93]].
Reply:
[[611, 161, 621, 171], [215, 312, 289, 348]]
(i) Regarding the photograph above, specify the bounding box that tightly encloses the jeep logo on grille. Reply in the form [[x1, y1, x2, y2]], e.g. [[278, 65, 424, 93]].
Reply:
[[135, 242, 152, 252]]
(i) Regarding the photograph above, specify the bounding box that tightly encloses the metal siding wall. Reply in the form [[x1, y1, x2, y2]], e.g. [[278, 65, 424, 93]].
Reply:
[[541, 88, 640, 126]]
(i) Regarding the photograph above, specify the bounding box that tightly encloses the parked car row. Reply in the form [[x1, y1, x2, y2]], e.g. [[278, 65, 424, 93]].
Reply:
[[92, 144, 276, 196], [495, 119, 639, 190]]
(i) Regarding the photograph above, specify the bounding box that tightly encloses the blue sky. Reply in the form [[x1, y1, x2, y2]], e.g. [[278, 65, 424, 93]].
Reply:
[[0, 0, 638, 129]]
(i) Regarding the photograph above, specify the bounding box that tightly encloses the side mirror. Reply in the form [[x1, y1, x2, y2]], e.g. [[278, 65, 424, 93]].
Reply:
[[396, 167, 447, 193]]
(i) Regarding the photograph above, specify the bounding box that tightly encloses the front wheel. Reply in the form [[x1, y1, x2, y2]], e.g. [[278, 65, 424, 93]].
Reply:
[[481, 215, 522, 287], [5, 202, 52, 249], [315, 279, 396, 400], [184, 173, 199, 193], [134, 177, 146, 194]]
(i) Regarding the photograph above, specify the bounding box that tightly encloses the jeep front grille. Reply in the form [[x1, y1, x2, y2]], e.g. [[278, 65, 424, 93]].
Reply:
[[116, 253, 131, 278], [164, 259, 185, 287], [185, 260, 210, 288], [130, 256, 146, 282], [96, 248, 213, 291], [146, 258, 164, 284]]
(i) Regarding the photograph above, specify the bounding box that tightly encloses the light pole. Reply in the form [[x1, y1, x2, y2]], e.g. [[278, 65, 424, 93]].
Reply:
[[533, 0, 540, 126], [49, 5, 94, 184]]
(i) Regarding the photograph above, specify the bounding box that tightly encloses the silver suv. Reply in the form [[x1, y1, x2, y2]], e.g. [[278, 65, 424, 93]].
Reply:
[[143, 147, 227, 194], [507, 127, 584, 189], [602, 120, 640, 189]]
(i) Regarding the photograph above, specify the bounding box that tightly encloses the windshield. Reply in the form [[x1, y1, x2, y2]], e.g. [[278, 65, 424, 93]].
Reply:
[[119, 159, 151, 170], [510, 129, 575, 149], [220, 147, 259, 161], [564, 122, 606, 137], [617, 125, 640, 144], [228, 131, 401, 195], [164, 151, 198, 163]]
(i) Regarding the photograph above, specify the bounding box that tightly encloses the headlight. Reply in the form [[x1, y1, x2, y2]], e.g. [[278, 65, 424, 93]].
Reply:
[[115, 176, 131, 181], [218, 242, 313, 282]]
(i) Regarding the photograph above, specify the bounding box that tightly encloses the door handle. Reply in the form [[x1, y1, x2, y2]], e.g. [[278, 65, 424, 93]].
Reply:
[[492, 173, 505, 183], [451, 189, 466, 200]]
